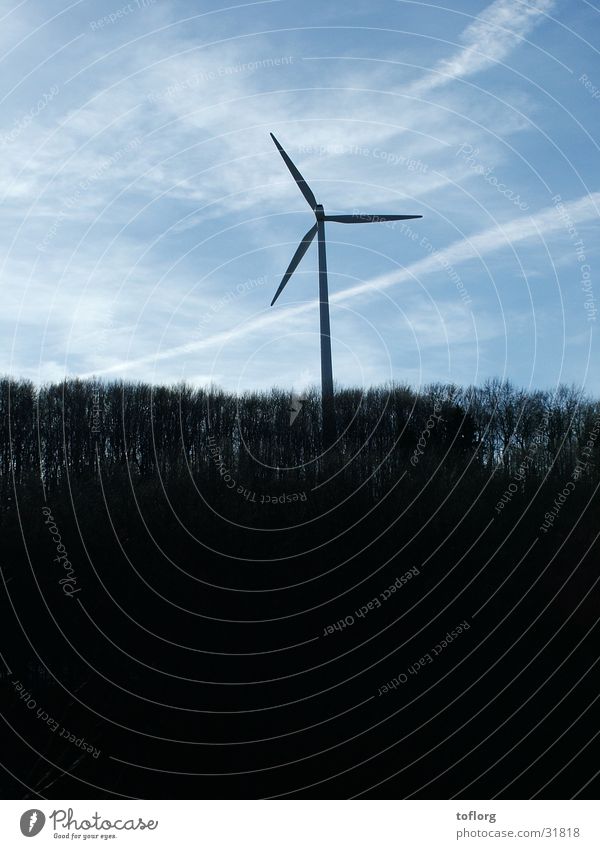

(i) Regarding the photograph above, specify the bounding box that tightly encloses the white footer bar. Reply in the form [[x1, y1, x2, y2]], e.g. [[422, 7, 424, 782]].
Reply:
[[1, 800, 598, 848]]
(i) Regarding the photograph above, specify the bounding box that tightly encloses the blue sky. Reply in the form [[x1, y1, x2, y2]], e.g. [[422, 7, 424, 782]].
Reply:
[[1, 0, 599, 394]]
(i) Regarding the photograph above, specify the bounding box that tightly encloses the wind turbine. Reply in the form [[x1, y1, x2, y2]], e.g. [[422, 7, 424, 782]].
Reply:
[[269, 133, 422, 448]]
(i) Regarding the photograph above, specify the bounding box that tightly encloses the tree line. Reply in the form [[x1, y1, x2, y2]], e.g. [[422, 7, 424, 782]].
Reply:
[[1, 377, 599, 504], [2, 375, 600, 800]]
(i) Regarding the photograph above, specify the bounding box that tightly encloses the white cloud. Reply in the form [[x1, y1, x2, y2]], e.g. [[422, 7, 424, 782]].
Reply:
[[2, 0, 592, 393], [82, 190, 599, 379], [412, 0, 557, 93]]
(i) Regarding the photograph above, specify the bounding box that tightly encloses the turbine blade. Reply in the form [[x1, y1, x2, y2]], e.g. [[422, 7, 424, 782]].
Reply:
[[270, 133, 317, 211], [324, 214, 422, 223], [270, 224, 318, 306]]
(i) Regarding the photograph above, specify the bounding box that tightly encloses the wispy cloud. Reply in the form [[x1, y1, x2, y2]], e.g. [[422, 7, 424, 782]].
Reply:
[[411, 0, 558, 93], [84, 190, 599, 378], [1, 0, 596, 391]]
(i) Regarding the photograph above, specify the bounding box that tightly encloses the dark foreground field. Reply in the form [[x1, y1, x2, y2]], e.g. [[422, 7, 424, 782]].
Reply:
[[1, 377, 600, 798]]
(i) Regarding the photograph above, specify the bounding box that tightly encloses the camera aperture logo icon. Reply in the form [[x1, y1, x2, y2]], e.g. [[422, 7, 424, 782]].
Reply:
[[20, 810, 46, 837]]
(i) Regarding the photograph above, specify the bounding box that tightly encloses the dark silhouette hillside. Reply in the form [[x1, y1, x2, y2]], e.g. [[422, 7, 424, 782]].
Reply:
[[2, 377, 599, 799]]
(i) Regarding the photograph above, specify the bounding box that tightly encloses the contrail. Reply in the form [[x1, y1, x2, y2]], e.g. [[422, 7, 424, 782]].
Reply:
[[410, 0, 559, 95], [82, 190, 599, 379]]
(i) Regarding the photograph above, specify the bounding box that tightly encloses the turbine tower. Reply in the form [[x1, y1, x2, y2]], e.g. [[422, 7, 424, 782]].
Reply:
[[269, 133, 422, 448]]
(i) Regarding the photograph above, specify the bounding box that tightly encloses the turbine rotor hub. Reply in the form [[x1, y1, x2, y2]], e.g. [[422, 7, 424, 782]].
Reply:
[[315, 204, 325, 221]]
